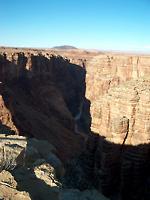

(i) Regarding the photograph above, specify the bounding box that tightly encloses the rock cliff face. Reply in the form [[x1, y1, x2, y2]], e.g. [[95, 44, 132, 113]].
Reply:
[[85, 55, 150, 200], [91, 79, 150, 145], [0, 51, 88, 161], [86, 55, 150, 101], [0, 48, 150, 200], [55, 51, 150, 199], [84, 53, 150, 151]]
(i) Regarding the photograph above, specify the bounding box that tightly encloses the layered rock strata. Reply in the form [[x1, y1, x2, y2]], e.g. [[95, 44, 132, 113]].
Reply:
[[91, 79, 150, 145], [86, 55, 150, 101]]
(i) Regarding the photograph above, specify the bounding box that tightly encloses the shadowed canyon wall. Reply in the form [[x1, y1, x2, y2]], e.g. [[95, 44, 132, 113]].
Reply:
[[0, 51, 90, 161]]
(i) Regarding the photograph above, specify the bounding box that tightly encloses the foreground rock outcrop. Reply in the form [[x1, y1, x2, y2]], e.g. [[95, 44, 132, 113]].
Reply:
[[0, 170, 31, 200], [0, 134, 108, 200]]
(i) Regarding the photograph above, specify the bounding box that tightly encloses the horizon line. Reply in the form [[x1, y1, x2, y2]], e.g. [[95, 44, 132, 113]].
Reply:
[[0, 45, 150, 55]]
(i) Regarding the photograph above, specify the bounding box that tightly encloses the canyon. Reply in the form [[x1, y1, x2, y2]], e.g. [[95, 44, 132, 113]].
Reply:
[[0, 47, 150, 200]]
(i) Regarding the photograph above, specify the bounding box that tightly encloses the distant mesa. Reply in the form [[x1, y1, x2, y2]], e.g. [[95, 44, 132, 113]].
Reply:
[[52, 45, 78, 50]]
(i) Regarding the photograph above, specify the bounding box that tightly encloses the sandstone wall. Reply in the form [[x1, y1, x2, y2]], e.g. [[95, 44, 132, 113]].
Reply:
[[91, 79, 150, 145], [86, 55, 150, 101], [84, 54, 150, 145]]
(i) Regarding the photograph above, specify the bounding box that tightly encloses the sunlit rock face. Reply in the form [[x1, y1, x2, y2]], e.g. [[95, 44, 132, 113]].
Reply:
[[84, 54, 150, 144], [91, 79, 150, 145], [86, 55, 150, 101]]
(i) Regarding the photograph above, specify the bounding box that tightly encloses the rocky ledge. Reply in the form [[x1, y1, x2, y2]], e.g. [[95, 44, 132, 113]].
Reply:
[[0, 134, 108, 200]]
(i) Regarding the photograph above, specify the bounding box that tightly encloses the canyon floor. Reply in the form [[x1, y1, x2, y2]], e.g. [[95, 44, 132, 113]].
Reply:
[[0, 47, 150, 200]]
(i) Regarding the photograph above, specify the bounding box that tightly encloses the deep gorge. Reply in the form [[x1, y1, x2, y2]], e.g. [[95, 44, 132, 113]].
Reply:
[[0, 48, 150, 200]]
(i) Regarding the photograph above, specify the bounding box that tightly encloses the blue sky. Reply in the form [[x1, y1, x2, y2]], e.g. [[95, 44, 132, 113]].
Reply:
[[1, 0, 150, 52]]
